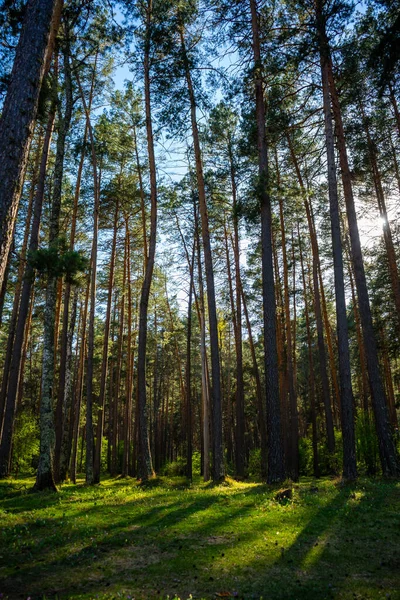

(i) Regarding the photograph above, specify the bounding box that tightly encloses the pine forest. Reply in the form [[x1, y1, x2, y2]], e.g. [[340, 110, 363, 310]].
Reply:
[[0, 1, 399, 599]]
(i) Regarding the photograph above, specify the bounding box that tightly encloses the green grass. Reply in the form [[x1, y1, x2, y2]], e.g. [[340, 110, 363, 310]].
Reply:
[[0, 475, 399, 600]]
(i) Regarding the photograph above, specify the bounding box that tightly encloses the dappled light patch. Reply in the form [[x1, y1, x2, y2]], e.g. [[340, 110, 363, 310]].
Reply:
[[0, 476, 399, 599]]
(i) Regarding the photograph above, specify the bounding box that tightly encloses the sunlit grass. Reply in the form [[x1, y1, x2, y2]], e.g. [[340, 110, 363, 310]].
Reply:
[[0, 475, 399, 599]]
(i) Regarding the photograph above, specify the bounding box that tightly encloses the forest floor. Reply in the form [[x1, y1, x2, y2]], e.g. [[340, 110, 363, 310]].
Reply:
[[0, 475, 399, 600]]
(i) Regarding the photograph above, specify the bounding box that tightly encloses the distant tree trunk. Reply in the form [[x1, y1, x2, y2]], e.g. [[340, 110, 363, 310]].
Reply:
[[287, 133, 335, 455], [195, 212, 211, 482], [347, 246, 369, 413], [34, 40, 73, 492], [58, 289, 78, 482], [186, 239, 195, 480], [227, 144, 246, 478], [321, 11, 399, 475], [276, 154, 299, 480], [0, 0, 62, 290], [112, 269, 126, 476], [319, 42, 357, 479], [54, 122, 89, 483], [76, 67, 101, 485], [70, 279, 90, 484], [298, 222, 319, 477], [0, 138, 40, 440], [136, 0, 156, 480], [180, 24, 224, 482], [0, 78, 57, 479], [93, 200, 119, 483], [123, 221, 133, 477], [250, 0, 284, 483], [240, 281, 268, 479]]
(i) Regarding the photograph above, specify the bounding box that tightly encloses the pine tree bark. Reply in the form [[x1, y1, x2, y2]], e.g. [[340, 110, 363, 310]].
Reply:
[[0, 0, 62, 290]]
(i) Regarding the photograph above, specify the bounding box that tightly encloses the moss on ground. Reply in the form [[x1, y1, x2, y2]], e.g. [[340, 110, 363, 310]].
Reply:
[[0, 475, 399, 599]]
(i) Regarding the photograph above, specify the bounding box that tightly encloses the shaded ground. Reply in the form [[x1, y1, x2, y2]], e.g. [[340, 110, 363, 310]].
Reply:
[[0, 475, 399, 599]]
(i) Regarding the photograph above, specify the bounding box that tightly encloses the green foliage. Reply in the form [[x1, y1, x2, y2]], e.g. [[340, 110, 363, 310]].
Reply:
[[29, 239, 88, 283], [161, 457, 187, 477], [299, 437, 313, 476], [11, 410, 39, 476], [356, 412, 380, 475], [247, 447, 262, 478]]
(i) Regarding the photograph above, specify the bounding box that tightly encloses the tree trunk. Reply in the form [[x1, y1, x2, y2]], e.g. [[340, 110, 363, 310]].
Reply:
[[0, 80, 57, 478], [35, 41, 73, 492], [276, 153, 299, 480], [298, 222, 319, 477], [93, 200, 119, 483], [180, 24, 224, 481], [319, 39, 357, 479], [0, 0, 62, 290], [0, 138, 40, 440], [249, 0, 284, 483], [287, 132, 335, 455], [136, 0, 156, 481], [323, 19, 399, 476], [54, 123, 88, 482]]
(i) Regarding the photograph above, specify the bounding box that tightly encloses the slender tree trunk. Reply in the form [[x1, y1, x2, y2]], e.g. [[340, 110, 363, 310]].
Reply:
[[322, 14, 399, 475], [75, 63, 101, 485], [93, 201, 119, 482], [58, 289, 78, 481], [287, 132, 335, 454], [70, 280, 90, 484], [54, 123, 88, 482], [0, 79, 57, 478], [276, 153, 299, 480], [319, 43, 357, 479], [298, 222, 319, 477], [35, 41, 73, 492], [240, 280, 268, 478], [180, 24, 224, 481], [0, 138, 40, 439], [186, 239, 195, 479], [123, 222, 133, 477], [0, 0, 62, 290], [136, 0, 156, 480], [195, 212, 211, 482], [227, 146, 246, 478], [250, 0, 284, 483]]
